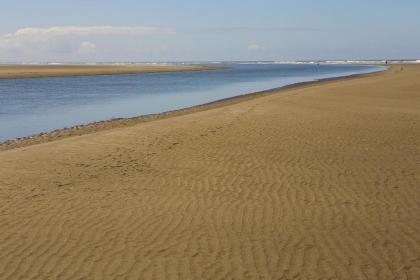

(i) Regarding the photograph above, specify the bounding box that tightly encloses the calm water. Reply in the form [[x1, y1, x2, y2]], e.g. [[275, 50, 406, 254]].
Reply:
[[0, 63, 385, 142]]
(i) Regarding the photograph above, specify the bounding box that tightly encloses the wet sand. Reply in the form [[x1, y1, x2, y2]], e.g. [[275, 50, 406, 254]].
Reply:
[[0, 64, 223, 79], [0, 65, 419, 279]]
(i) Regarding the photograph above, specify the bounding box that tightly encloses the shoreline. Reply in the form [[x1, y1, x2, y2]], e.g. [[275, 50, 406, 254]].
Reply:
[[0, 64, 225, 80], [0, 66, 387, 151]]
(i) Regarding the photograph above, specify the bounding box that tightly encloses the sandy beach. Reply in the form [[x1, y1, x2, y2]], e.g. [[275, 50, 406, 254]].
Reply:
[[0, 65, 223, 79], [0, 65, 419, 279]]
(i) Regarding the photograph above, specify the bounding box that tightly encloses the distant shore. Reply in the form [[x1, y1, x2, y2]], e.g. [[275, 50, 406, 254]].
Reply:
[[0, 64, 225, 79]]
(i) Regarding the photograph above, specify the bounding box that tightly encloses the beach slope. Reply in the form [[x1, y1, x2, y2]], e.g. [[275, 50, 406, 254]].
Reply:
[[0, 65, 419, 279]]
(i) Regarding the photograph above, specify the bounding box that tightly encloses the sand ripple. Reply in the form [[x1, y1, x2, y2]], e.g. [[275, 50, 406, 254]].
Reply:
[[0, 65, 419, 279]]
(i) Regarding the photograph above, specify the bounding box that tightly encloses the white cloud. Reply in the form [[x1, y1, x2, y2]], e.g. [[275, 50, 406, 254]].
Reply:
[[0, 26, 175, 58], [247, 44, 267, 51], [78, 41, 97, 55], [12, 26, 175, 38]]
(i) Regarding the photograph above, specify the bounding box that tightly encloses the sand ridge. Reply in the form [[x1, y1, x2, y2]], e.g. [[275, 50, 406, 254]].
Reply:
[[0, 65, 419, 279], [0, 65, 224, 79]]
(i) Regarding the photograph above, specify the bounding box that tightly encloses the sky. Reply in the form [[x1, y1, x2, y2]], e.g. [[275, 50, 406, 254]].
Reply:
[[0, 0, 419, 62]]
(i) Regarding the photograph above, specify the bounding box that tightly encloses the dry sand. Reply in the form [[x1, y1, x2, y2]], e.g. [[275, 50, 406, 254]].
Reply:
[[0, 65, 223, 79], [0, 65, 419, 279]]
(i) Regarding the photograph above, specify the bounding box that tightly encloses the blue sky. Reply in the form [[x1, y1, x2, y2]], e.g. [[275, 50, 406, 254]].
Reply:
[[0, 0, 419, 62]]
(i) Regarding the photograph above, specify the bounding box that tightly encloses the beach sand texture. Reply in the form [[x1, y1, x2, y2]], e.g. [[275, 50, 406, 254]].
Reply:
[[0, 65, 419, 279], [0, 65, 223, 79]]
